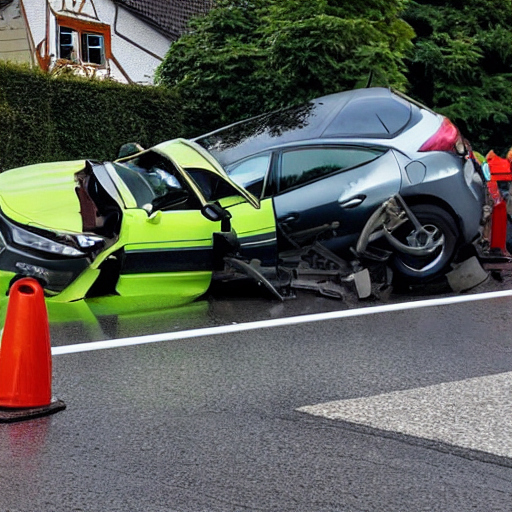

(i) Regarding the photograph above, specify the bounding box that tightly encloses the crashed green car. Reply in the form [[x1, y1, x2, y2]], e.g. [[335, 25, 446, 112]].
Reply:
[[0, 139, 277, 305]]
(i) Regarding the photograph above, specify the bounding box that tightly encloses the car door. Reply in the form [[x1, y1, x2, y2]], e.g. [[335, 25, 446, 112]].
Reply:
[[113, 189, 220, 306], [223, 153, 277, 265], [97, 139, 265, 304], [271, 145, 402, 253]]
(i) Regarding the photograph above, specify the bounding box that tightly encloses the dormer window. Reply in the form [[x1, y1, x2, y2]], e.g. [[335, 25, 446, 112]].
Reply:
[[59, 27, 76, 60], [59, 26, 105, 65], [56, 17, 110, 66]]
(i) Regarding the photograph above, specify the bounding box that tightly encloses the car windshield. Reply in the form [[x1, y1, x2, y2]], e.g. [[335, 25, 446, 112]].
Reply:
[[113, 151, 199, 211]]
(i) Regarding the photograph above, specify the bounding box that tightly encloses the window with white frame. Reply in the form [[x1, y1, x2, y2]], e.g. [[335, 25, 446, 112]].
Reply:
[[59, 26, 105, 65], [81, 33, 104, 65]]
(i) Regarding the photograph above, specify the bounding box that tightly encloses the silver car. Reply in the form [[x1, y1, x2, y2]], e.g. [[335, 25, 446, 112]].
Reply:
[[195, 87, 487, 282]]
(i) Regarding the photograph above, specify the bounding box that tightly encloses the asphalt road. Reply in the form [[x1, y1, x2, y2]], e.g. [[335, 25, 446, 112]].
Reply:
[[1, 273, 512, 511]]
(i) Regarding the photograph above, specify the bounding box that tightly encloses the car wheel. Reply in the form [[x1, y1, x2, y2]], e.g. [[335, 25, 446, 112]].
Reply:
[[390, 204, 459, 283]]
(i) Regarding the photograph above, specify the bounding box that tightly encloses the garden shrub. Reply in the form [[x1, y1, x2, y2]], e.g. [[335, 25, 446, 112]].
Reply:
[[0, 62, 185, 172]]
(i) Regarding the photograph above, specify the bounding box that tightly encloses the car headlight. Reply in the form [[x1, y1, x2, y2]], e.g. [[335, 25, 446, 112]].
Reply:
[[10, 224, 104, 257], [76, 234, 105, 249]]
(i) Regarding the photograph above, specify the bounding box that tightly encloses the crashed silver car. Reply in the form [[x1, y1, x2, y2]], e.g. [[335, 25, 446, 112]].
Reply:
[[195, 87, 488, 290]]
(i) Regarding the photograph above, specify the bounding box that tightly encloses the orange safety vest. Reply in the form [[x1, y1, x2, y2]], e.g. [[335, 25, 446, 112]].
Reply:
[[487, 150, 512, 181]]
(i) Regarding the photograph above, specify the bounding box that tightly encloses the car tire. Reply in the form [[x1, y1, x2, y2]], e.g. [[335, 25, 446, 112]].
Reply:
[[390, 204, 459, 283]]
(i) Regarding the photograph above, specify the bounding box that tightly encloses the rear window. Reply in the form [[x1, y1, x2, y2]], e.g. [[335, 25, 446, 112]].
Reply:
[[322, 95, 412, 138]]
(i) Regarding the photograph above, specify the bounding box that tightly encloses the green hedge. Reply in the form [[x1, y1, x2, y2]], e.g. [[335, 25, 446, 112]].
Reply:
[[0, 62, 186, 172]]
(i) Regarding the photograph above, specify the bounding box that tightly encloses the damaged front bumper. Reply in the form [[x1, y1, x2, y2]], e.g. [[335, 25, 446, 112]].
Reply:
[[0, 233, 90, 295], [0, 212, 96, 296]]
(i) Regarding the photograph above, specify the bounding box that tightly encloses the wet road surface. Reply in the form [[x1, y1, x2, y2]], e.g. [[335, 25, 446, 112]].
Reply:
[[0, 273, 512, 511]]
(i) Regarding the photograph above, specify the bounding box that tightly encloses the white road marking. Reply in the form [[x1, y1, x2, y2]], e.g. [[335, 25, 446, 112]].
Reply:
[[298, 372, 512, 459], [51, 288, 512, 356]]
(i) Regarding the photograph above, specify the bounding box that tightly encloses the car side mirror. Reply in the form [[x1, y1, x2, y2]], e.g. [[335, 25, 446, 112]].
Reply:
[[117, 142, 144, 159], [201, 203, 232, 231]]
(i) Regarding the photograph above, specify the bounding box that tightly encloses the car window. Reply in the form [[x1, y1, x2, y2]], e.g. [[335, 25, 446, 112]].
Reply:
[[323, 95, 412, 138], [186, 167, 242, 202], [279, 147, 384, 193], [113, 151, 200, 211], [226, 154, 271, 198]]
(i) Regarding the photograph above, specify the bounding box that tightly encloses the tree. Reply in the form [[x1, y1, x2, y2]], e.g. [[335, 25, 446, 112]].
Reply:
[[404, 0, 512, 154], [155, 0, 414, 134]]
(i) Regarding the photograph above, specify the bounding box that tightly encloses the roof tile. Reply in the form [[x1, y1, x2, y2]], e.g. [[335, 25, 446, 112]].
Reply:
[[113, 0, 214, 40]]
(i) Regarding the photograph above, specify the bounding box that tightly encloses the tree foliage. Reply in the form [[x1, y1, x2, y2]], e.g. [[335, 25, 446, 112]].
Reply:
[[155, 0, 414, 134], [404, 0, 512, 154]]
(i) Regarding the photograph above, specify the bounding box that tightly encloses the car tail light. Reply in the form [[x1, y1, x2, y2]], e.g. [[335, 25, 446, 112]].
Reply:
[[419, 118, 466, 155]]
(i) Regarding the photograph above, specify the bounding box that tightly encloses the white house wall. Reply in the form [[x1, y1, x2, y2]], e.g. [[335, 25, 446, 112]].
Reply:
[[20, 0, 46, 52], [0, 0, 31, 63], [95, 0, 170, 84], [21, 0, 172, 84]]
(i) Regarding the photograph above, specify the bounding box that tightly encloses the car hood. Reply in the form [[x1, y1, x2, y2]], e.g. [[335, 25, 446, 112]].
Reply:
[[0, 160, 86, 232]]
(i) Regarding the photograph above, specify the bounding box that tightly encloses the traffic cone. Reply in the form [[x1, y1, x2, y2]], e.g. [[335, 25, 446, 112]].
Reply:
[[0, 278, 65, 423]]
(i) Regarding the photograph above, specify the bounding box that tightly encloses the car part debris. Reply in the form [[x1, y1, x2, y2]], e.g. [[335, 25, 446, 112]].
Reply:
[[223, 257, 286, 301], [446, 256, 488, 293], [356, 194, 447, 261], [221, 241, 378, 301]]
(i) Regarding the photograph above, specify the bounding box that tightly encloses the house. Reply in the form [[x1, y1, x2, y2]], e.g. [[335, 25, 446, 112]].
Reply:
[[1, 0, 214, 84], [0, 0, 31, 64]]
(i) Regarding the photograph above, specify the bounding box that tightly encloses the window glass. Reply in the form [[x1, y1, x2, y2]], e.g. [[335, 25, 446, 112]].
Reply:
[[323, 96, 411, 138], [186, 168, 239, 202], [81, 33, 104, 65], [279, 147, 384, 192], [113, 152, 199, 211], [226, 154, 270, 197], [59, 27, 75, 60]]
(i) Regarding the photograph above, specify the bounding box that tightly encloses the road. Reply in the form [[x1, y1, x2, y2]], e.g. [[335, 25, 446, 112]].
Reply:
[[0, 273, 512, 511]]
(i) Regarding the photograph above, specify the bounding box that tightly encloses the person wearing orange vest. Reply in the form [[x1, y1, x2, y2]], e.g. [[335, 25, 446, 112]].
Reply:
[[485, 148, 512, 238], [486, 148, 512, 181]]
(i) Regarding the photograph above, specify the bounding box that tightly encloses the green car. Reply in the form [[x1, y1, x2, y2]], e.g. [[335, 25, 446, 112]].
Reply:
[[0, 139, 277, 306]]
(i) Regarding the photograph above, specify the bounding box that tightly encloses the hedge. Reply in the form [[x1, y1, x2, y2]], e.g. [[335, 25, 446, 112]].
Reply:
[[0, 62, 186, 172]]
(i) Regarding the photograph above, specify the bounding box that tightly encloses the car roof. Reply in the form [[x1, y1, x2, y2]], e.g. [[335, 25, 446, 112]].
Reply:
[[194, 87, 419, 166]]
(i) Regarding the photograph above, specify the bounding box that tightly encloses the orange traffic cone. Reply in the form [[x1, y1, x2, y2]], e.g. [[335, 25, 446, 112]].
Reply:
[[0, 278, 65, 422]]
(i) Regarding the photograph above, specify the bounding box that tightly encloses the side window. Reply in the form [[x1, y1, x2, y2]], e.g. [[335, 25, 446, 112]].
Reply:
[[279, 147, 384, 193], [114, 153, 200, 211], [226, 154, 271, 198], [186, 168, 239, 202]]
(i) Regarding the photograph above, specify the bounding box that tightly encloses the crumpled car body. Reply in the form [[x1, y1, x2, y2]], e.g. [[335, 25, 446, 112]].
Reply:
[[0, 89, 490, 306], [0, 139, 276, 304], [195, 87, 488, 283]]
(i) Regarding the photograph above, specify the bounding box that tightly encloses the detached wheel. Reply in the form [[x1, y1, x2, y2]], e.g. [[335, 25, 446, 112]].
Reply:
[[390, 204, 459, 283]]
